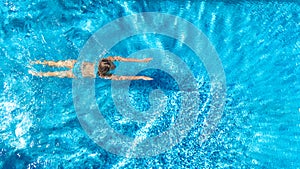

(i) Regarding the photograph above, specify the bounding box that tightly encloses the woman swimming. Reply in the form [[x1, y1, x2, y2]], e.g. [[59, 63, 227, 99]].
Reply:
[[29, 56, 153, 80]]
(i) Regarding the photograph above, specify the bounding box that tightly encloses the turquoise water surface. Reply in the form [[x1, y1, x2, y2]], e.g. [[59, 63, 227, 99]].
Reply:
[[1, 1, 300, 168]]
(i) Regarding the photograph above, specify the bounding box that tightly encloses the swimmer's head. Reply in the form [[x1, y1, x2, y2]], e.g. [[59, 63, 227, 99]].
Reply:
[[97, 59, 116, 77]]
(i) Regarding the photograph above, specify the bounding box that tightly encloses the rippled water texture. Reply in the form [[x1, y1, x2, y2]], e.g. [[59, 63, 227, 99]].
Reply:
[[1, 1, 300, 168]]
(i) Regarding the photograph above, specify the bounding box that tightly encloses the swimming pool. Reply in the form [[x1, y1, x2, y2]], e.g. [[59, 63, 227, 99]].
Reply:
[[1, 0, 300, 168]]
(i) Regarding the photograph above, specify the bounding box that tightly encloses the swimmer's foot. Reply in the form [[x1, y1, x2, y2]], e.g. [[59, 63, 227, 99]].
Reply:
[[28, 70, 41, 77], [30, 60, 42, 65]]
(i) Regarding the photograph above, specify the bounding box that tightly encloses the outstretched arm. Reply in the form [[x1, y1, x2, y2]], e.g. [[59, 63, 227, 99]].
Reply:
[[107, 56, 152, 63], [103, 75, 153, 81]]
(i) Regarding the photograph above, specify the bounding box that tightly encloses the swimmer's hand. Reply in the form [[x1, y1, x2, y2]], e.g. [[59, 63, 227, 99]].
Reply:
[[141, 76, 153, 80], [141, 58, 153, 62]]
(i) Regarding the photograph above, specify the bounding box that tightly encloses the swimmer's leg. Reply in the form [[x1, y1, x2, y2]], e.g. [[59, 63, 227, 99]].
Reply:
[[107, 56, 152, 63], [29, 70, 75, 78], [31, 60, 77, 69]]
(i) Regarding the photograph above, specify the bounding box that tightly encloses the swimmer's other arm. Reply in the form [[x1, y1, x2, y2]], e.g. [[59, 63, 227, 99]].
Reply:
[[107, 56, 152, 63], [102, 75, 153, 80]]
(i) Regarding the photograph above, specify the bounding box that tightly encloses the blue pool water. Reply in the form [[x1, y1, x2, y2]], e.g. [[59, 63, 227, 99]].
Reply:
[[1, 0, 300, 168]]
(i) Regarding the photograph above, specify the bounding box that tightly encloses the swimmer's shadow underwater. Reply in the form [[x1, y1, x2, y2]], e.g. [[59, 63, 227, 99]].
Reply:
[[105, 68, 181, 122], [29, 56, 153, 80]]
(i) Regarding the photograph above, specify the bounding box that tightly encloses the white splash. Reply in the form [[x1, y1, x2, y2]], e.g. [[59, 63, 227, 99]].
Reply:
[[0, 101, 17, 132], [13, 112, 33, 149]]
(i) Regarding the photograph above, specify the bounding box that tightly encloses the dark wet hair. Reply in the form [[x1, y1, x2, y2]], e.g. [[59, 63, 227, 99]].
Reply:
[[97, 59, 116, 77]]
